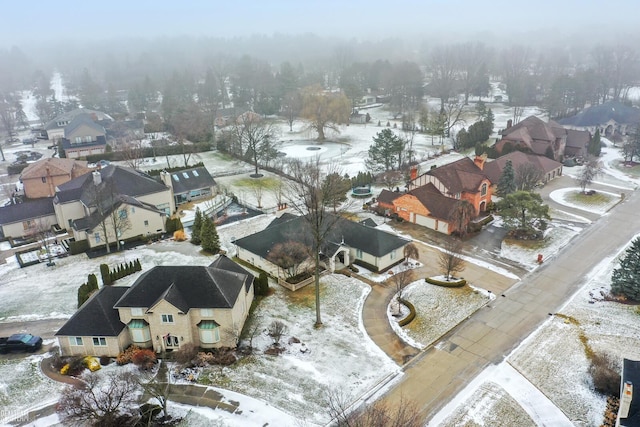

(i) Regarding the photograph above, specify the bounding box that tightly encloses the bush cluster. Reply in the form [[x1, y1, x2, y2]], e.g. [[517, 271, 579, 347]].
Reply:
[[165, 217, 184, 234], [425, 277, 467, 287], [131, 348, 157, 370], [100, 259, 142, 286], [398, 298, 416, 327], [255, 272, 270, 296], [116, 345, 141, 365], [77, 274, 99, 308]]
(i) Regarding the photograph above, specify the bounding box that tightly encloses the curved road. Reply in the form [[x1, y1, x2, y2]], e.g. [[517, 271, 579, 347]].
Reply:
[[381, 182, 640, 423]]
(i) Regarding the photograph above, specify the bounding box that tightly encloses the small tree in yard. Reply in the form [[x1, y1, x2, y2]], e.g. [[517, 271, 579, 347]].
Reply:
[[515, 162, 544, 191], [325, 388, 421, 427], [496, 159, 516, 197], [588, 129, 602, 157], [438, 239, 465, 280], [496, 191, 550, 239], [191, 207, 203, 245], [403, 243, 419, 264], [267, 241, 309, 279], [137, 365, 171, 422], [576, 156, 603, 193], [611, 237, 640, 301], [268, 320, 288, 346], [57, 371, 139, 427], [390, 269, 414, 315]]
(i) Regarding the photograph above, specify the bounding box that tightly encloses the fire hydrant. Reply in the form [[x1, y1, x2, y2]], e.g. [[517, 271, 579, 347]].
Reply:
[[537, 254, 543, 264]]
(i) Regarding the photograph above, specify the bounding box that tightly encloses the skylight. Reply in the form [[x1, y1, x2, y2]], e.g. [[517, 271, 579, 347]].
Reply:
[[172, 174, 179, 181], [182, 172, 189, 179], [192, 170, 199, 177]]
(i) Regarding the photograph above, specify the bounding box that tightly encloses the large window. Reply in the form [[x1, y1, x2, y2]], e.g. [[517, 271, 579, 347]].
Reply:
[[118, 209, 127, 219], [161, 314, 174, 324], [92, 337, 107, 346], [131, 308, 143, 316], [481, 183, 487, 196], [94, 233, 101, 243], [356, 249, 363, 258], [198, 320, 220, 344], [70, 337, 83, 346], [201, 308, 213, 317]]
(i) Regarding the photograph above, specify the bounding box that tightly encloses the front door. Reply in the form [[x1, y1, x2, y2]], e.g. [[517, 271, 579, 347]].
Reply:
[[164, 334, 179, 349]]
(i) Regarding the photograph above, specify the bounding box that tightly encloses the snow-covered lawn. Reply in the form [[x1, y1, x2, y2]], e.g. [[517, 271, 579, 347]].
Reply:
[[432, 240, 640, 427], [389, 281, 492, 350], [198, 274, 399, 425]]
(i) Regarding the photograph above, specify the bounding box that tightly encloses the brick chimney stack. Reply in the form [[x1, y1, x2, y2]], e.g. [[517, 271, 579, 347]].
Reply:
[[473, 153, 487, 170], [410, 166, 418, 181], [506, 119, 513, 129]]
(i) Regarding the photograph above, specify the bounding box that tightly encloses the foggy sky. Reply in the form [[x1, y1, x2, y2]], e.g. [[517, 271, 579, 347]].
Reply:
[[3, 0, 638, 48]]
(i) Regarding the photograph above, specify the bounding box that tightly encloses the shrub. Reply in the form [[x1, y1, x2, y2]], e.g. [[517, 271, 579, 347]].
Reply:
[[589, 353, 621, 397], [132, 348, 157, 370], [64, 356, 87, 376], [51, 354, 67, 371], [425, 276, 467, 287], [116, 345, 140, 365], [398, 298, 416, 327], [172, 343, 199, 366], [100, 263, 111, 285], [256, 272, 270, 296], [99, 355, 112, 366], [173, 229, 187, 241]]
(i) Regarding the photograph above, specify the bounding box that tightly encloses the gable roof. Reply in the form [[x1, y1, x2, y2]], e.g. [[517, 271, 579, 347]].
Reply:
[[73, 195, 164, 232], [168, 167, 216, 194], [56, 286, 128, 337], [64, 114, 106, 137], [405, 183, 459, 221], [559, 101, 640, 127], [377, 189, 402, 205], [0, 197, 55, 225], [45, 108, 113, 131], [20, 158, 90, 180], [502, 116, 557, 143], [425, 157, 490, 194], [56, 165, 168, 205], [233, 213, 409, 259], [114, 256, 253, 311], [483, 151, 562, 184]]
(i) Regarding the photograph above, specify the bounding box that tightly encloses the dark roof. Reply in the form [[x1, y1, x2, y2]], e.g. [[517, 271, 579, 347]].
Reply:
[[559, 101, 640, 127], [233, 213, 409, 259], [114, 255, 253, 312], [56, 165, 168, 205], [45, 108, 113, 131], [502, 116, 557, 143], [56, 286, 128, 337], [620, 358, 640, 427], [377, 189, 402, 205], [0, 197, 55, 225], [425, 157, 489, 194], [61, 135, 107, 150], [64, 114, 106, 137], [483, 151, 562, 184], [407, 183, 459, 221], [168, 167, 216, 195], [565, 128, 591, 148], [359, 218, 377, 227], [73, 195, 164, 231]]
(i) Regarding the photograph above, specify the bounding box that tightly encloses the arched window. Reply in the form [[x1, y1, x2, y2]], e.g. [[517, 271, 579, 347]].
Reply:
[[481, 183, 487, 196]]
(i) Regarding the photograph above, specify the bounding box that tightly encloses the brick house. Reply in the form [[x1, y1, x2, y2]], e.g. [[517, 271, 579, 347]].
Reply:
[[483, 151, 563, 188], [55, 255, 254, 357], [377, 156, 492, 235], [19, 158, 91, 199]]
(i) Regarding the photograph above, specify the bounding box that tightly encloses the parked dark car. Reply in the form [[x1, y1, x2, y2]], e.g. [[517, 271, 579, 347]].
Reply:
[[22, 138, 36, 145], [0, 334, 43, 354]]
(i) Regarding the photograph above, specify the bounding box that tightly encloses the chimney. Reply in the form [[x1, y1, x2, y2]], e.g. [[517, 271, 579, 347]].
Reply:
[[473, 153, 487, 170], [160, 170, 172, 188], [92, 171, 102, 186], [620, 381, 633, 418], [506, 119, 513, 129], [410, 166, 418, 181]]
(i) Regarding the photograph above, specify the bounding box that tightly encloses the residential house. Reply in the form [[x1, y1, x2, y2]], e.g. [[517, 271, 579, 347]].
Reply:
[[0, 197, 56, 239], [53, 165, 174, 249], [159, 167, 217, 206], [408, 156, 493, 215], [233, 213, 410, 280], [55, 255, 254, 357], [617, 358, 640, 427], [349, 112, 367, 124], [45, 108, 113, 141], [495, 116, 591, 161], [60, 114, 108, 159], [559, 101, 640, 138], [483, 151, 563, 188], [19, 158, 91, 199]]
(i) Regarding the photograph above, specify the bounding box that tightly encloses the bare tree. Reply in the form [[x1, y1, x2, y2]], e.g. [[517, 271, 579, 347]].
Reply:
[[576, 156, 603, 193], [137, 364, 171, 420], [57, 371, 139, 427], [515, 163, 544, 191], [247, 178, 267, 208], [441, 98, 465, 138], [429, 45, 458, 112], [300, 85, 351, 141], [120, 139, 145, 170], [270, 179, 285, 207], [390, 269, 414, 315], [403, 243, 419, 264], [267, 241, 309, 279], [284, 158, 353, 327], [438, 239, 465, 280], [267, 320, 288, 346], [376, 170, 404, 191], [30, 218, 55, 266], [232, 112, 278, 176], [449, 200, 476, 237], [86, 179, 131, 253], [325, 388, 421, 427], [283, 91, 302, 132]]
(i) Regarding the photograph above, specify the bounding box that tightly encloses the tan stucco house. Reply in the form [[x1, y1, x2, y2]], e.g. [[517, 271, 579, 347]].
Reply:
[[61, 114, 108, 159], [45, 108, 113, 141], [19, 158, 91, 199], [56, 256, 255, 357]]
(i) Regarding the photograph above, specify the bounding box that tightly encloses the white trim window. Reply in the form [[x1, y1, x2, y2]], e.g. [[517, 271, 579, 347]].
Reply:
[[131, 307, 143, 316], [200, 308, 213, 317], [70, 337, 83, 346], [92, 337, 107, 346], [161, 314, 174, 324]]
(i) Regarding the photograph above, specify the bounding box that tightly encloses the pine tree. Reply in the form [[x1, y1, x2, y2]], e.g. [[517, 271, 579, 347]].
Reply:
[[200, 216, 221, 254], [191, 208, 203, 245], [611, 237, 640, 300], [100, 263, 111, 286], [588, 129, 602, 156], [497, 160, 516, 197]]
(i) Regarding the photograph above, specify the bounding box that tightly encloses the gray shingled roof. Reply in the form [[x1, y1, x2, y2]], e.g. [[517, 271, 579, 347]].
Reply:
[[233, 213, 409, 259], [45, 108, 113, 131], [168, 167, 216, 195], [0, 198, 55, 225], [73, 195, 164, 231], [64, 114, 106, 137], [61, 135, 107, 150], [559, 101, 640, 127], [55, 286, 129, 337], [114, 256, 253, 312]]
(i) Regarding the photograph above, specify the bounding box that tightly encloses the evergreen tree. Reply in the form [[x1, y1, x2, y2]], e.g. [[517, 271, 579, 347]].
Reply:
[[191, 208, 203, 245], [366, 128, 405, 172], [544, 146, 555, 160], [87, 274, 98, 292], [588, 129, 602, 156], [256, 272, 270, 296], [611, 237, 640, 300], [100, 263, 111, 286], [497, 160, 517, 197], [200, 217, 221, 254]]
